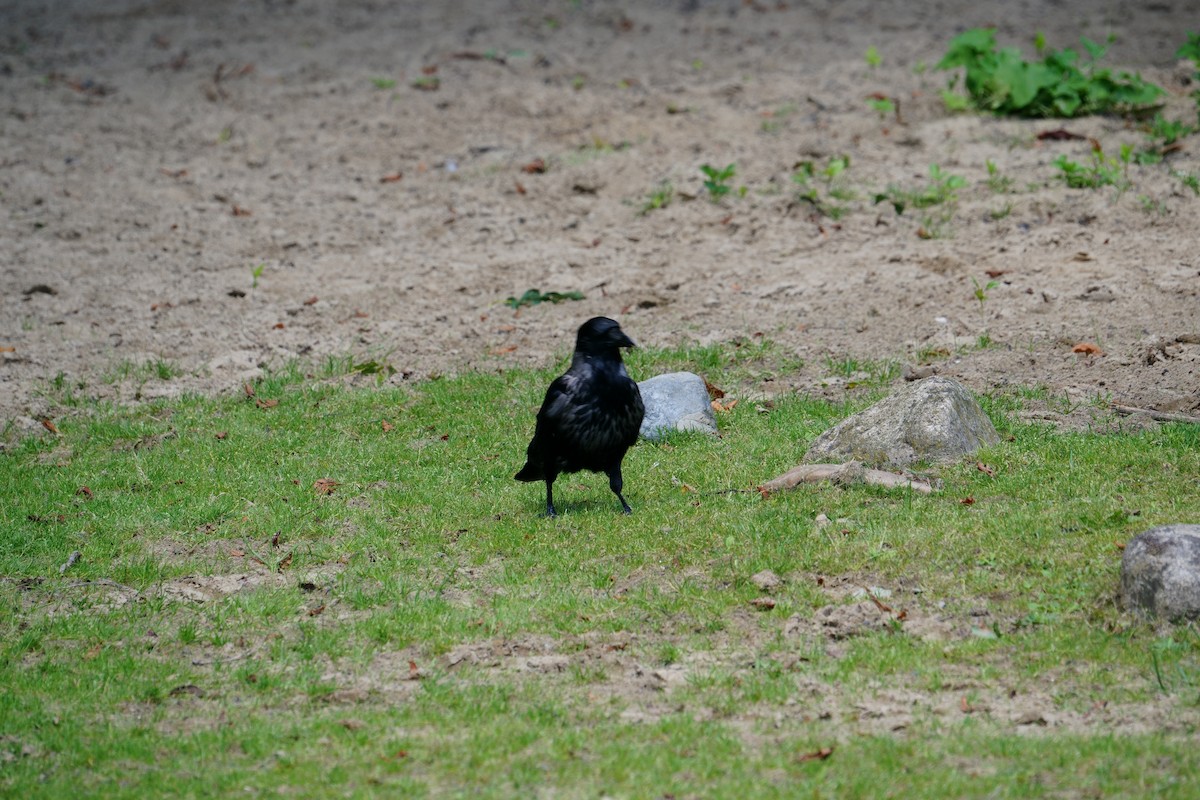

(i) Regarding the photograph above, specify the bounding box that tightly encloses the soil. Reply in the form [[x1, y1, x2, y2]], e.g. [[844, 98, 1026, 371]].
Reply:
[[2, 0, 1198, 433]]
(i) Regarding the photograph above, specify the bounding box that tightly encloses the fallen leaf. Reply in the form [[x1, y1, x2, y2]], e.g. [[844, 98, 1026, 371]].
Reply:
[[751, 597, 776, 611], [83, 643, 103, 660], [243, 383, 256, 398], [421, 64, 438, 75], [895, 608, 908, 621], [338, 718, 364, 730], [1072, 342, 1104, 356], [960, 496, 975, 505], [797, 747, 834, 763], [313, 478, 339, 495], [1036, 128, 1085, 141], [379, 172, 404, 183], [271, 532, 281, 547], [381, 420, 394, 432], [302, 296, 319, 306], [961, 695, 971, 713], [916, 227, 933, 239], [705, 381, 726, 399], [976, 462, 996, 478], [521, 158, 547, 174], [76, 486, 93, 500], [0, 346, 12, 353], [490, 345, 518, 355], [215, 431, 228, 440], [277, 552, 293, 573], [308, 604, 326, 617], [230, 548, 245, 557], [1071, 251, 1093, 262], [711, 398, 738, 413], [408, 660, 421, 680], [41, 418, 58, 434], [272, 322, 285, 329], [514, 181, 526, 195], [255, 398, 279, 409], [1114, 541, 1126, 551], [231, 205, 252, 217], [984, 269, 1006, 278]]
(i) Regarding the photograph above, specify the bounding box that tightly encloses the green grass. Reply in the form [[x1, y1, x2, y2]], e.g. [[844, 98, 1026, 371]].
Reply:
[[2, 346, 1200, 797]]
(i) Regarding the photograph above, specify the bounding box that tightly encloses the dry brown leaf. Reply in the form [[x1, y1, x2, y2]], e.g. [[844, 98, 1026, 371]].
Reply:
[[705, 380, 726, 399], [960, 496, 975, 505], [230, 548, 245, 557], [76, 486, 93, 500], [255, 398, 279, 409], [751, 597, 776, 611], [243, 383, 256, 398], [976, 462, 996, 478], [379, 172, 404, 183], [1114, 541, 1126, 551], [381, 420, 394, 432], [711, 398, 738, 413], [40, 418, 58, 434], [215, 431, 228, 440], [1072, 341, 1103, 355], [0, 346, 16, 353], [514, 181, 526, 195], [308, 604, 326, 617], [231, 205, 252, 217], [313, 478, 339, 495], [797, 747, 834, 763], [277, 552, 293, 573], [521, 158, 546, 174], [490, 345, 518, 355], [272, 322, 285, 329], [302, 296, 318, 306]]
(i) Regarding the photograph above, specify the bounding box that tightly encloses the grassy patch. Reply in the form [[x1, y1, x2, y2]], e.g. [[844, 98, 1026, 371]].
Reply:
[[2, 347, 1200, 796]]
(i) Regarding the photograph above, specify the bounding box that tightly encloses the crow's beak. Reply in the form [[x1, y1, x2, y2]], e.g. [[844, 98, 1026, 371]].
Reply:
[[617, 332, 636, 349]]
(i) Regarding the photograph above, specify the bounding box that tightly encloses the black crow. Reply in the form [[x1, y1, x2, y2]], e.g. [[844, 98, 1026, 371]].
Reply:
[[515, 317, 645, 517]]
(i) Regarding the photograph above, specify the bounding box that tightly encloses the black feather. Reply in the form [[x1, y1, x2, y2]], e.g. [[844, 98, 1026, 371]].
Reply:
[[515, 317, 645, 517]]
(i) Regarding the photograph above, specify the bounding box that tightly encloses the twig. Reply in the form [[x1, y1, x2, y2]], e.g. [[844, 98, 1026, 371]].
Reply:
[[59, 551, 81, 575], [759, 462, 935, 495], [1113, 405, 1200, 425]]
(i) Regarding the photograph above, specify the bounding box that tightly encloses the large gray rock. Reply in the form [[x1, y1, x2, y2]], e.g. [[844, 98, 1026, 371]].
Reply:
[[1121, 525, 1200, 622], [637, 371, 718, 441], [805, 376, 999, 467]]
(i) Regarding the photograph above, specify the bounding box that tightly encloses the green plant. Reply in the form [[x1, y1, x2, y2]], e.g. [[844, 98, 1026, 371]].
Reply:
[[1178, 32, 1200, 122], [699, 163, 736, 201], [936, 28, 1165, 117], [873, 163, 966, 215], [503, 289, 586, 310], [639, 181, 674, 215], [1137, 195, 1169, 216], [792, 156, 854, 219], [971, 276, 999, 313], [866, 96, 896, 118], [985, 159, 1014, 193], [370, 77, 396, 90], [1172, 169, 1200, 195], [250, 263, 265, 289], [865, 46, 882, 68], [989, 202, 1014, 220], [1052, 145, 1130, 194]]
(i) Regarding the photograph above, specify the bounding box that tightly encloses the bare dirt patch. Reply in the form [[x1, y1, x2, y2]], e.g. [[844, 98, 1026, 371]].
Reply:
[[2, 0, 1197, 432]]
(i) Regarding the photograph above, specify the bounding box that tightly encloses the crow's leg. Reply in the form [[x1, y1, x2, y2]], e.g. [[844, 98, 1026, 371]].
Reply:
[[607, 466, 632, 515], [544, 477, 557, 518]]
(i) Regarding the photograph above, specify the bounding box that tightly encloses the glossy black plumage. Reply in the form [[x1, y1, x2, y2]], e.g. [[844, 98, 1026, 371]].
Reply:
[[515, 317, 645, 517]]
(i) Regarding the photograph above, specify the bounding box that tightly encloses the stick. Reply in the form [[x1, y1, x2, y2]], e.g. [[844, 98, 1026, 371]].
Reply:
[[59, 551, 81, 575], [1112, 405, 1200, 425], [759, 462, 934, 495]]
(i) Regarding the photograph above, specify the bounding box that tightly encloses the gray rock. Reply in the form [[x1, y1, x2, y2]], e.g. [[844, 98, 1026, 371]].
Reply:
[[1120, 525, 1200, 622], [805, 376, 999, 467], [637, 371, 718, 440]]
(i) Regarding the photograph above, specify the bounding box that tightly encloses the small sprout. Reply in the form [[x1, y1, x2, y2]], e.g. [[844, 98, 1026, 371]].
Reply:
[[639, 182, 674, 215], [504, 289, 585, 310], [865, 46, 882, 68], [251, 263, 265, 289], [370, 77, 396, 90], [699, 163, 737, 201]]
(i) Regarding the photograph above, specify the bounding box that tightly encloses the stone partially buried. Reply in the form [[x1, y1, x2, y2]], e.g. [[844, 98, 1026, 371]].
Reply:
[[1120, 524, 1200, 622], [805, 376, 999, 468]]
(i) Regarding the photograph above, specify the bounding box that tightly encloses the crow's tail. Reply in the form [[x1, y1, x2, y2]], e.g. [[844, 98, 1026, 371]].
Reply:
[[514, 459, 544, 482]]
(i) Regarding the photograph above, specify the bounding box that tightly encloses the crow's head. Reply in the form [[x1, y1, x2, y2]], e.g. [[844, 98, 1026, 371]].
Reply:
[[575, 316, 636, 356]]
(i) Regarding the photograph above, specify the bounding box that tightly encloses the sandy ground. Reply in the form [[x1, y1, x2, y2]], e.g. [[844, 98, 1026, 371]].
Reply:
[[2, 0, 1198, 433]]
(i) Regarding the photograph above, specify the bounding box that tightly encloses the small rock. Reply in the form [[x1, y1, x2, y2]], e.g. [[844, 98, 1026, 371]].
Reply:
[[1120, 525, 1200, 622], [751, 569, 782, 591], [902, 364, 939, 381], [637, 371, 718, 440], [805, 376, 999, 467]]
